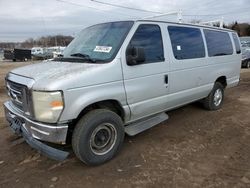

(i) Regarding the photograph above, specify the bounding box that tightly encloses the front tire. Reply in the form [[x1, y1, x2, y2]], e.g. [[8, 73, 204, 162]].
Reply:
[[72, 109, 124, 165], [203, 82, 224, 110]]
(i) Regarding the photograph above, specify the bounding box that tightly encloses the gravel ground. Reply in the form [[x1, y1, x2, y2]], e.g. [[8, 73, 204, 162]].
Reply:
[[0, 61, 250, 188]]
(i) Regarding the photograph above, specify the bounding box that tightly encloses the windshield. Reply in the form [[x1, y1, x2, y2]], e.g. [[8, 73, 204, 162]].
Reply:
[[61, 21, 134, 63]]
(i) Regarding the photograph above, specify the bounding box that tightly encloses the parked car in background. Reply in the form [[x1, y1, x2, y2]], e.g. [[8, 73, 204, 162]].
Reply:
[[4, 48, 31, 61], [0, 48, 3, 60], [50, 46, 66, 58], [240, 39, 250, 68], [31, 47, 44, 56], [31, 46, 66, 60]]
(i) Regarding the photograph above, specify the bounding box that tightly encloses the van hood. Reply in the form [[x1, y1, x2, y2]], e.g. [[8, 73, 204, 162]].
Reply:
[[10, 60, 121, 90]]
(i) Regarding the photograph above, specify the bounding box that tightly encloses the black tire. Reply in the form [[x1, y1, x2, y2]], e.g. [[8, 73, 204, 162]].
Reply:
[[203, 82, 224, 111], [246, 61, 250, 69], [72, 109, 124, 165]]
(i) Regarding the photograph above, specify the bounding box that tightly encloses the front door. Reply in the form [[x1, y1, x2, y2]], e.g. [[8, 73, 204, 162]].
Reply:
[[121, 23, 169, 122]]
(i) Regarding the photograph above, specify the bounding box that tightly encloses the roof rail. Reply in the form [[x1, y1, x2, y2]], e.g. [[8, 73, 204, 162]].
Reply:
[[200, 17, 224, 28], [142, 10, 183, 23], [140, 10, 224, 29]]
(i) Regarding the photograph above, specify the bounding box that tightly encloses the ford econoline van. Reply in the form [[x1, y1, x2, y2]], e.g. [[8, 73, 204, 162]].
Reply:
[[4, 20, 241, 165]]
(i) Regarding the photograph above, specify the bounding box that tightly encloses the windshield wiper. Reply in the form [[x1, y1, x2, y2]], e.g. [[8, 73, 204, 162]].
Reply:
[[70, 53, 96, 63]]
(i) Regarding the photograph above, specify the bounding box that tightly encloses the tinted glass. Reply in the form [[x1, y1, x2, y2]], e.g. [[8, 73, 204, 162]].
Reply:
[[204, 29, 233, 57], [168, 26, 205, 60], [232, 33, 241, 54], [128, 24, 164, 63]]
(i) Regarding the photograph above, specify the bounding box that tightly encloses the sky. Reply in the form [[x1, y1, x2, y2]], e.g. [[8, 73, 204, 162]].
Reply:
[[0, 0, 249, 42]]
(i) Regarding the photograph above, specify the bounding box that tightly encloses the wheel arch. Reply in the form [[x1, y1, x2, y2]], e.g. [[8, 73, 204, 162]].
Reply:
[[66, 99, 127, 144], [215, 76, 227, 88], [75, 99, 126, 123]]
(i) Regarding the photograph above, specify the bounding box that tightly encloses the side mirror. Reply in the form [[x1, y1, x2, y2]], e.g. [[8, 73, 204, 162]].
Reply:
[[126, 47, 145, 66]]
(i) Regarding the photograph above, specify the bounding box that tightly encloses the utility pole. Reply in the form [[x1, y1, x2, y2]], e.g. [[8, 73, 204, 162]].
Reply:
[[55, 36, 58, 47], [220, 17, 224, 28]]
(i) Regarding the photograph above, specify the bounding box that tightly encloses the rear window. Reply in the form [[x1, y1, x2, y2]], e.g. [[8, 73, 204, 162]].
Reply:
[[168, 26, 205, 60], [232, 33, 241, 54], [204, 29, 233, 57]]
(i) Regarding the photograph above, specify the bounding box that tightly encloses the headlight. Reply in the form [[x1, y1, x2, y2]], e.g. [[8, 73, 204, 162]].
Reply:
[[32, 91, 64, 123]]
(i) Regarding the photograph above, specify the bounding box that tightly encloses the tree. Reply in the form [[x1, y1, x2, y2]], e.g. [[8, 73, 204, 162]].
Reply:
[[247, 25, 250, 36], [231, 21, 240, 35]]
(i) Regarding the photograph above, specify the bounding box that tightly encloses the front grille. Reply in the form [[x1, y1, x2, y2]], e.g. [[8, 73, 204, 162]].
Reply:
[[6, 80, 27, 111]]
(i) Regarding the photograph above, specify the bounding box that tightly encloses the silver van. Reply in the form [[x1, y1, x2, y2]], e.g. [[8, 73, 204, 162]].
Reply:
[[3, 20, 241, 165]]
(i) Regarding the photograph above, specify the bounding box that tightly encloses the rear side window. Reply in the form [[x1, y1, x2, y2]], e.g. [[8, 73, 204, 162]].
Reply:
[[168, 26, 205, 60], [232, 33, 241, 54], [204, 29, 233, 56], [128, 24, 164, 63]]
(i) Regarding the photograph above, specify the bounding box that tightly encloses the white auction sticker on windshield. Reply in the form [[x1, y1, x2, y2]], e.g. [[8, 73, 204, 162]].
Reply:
[[94, 46, 112, 53]]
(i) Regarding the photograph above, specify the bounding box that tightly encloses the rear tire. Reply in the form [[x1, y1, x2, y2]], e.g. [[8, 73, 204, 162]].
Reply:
[[72, 109, 124, 165], [246, 61, 250, 68], [203, 82, 224, 111]]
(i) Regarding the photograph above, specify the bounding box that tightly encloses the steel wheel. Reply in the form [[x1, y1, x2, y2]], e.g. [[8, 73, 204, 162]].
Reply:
[[203, 82, 224, 111], [213, 89, 223, 107], [90, 123, 117, 155], [247, 61, 250, 68]]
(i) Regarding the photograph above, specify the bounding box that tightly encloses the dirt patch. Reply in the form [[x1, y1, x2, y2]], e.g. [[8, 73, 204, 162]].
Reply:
[[0, 61, 250, 187], [0, 88, 6, 95]]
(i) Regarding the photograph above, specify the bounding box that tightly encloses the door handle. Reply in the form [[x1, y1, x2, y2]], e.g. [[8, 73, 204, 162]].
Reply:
[[164, 75, 168, 84]]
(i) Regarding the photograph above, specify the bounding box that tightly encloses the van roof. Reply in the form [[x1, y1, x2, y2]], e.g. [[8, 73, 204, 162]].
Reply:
[[135, 19, 235, 33]]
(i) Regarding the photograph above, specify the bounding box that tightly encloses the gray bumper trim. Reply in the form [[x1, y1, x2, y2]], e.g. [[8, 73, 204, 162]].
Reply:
[[21, 126, 69, 161], [3, 101, 69, 161]]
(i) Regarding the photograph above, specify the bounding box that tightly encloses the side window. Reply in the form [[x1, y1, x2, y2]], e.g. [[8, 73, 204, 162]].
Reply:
[[127, 24, 164, 64], [168, 26, 205, 60], [204, 29, 233, 57], [232, 33, 241, 54]]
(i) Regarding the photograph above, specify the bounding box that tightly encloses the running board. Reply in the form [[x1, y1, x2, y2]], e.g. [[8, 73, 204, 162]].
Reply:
[[125, 113, 169, 136]]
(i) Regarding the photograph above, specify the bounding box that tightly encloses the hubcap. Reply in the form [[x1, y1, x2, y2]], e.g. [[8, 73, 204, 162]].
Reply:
[[90, 123, 117, 155], [213, 89, 223, 106]]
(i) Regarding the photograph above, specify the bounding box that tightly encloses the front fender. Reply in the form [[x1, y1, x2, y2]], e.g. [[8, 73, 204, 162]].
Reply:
[[59, 81, 130, 122]]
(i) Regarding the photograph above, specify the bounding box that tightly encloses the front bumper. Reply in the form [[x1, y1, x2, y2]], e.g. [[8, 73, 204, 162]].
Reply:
[[3, 101, 69, 160]]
